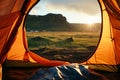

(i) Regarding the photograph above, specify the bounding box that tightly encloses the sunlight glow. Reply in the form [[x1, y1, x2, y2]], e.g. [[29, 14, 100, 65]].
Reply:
[[65, 12, 101, 24], [85, 16, 97, 25]]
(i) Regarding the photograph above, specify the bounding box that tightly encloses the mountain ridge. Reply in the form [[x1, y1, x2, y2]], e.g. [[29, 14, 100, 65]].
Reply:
[[25, 13, 101, 32]]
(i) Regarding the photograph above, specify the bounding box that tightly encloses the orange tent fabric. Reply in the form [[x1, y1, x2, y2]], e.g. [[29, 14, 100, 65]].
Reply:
[[0, 0, 69, 66], [0, 0, 120, 79], [83, 0, 120, 72], [0, 0, 70, 78]]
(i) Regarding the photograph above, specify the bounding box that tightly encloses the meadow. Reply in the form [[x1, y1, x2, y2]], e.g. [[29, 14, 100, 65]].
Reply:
[[27, 31, 100, 62]]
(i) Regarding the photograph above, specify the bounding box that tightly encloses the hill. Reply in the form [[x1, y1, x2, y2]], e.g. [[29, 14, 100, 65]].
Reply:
[[25, 13, 101, 32]]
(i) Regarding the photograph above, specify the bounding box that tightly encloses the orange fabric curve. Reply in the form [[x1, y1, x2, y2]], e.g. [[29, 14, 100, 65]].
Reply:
[[29, 51, 70, 66]]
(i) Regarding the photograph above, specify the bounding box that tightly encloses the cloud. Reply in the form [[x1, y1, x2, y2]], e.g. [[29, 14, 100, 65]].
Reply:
[[46, 0, 100, 15], [29, 0, 101, 23]]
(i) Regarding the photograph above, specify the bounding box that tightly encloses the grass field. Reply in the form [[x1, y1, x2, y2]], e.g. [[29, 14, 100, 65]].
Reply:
[[27, 31, 100, 62]]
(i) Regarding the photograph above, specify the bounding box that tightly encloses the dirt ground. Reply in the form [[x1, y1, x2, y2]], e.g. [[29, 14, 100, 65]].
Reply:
[[31, 48, 93, 63]]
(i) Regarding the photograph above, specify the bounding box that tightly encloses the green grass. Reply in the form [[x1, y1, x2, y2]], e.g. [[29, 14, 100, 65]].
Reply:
[[27, 32, 100, 51], [26, 31, 100, 62]]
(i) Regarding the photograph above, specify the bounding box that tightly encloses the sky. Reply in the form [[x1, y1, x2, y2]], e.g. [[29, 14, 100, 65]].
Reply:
[[29, 0, 101, 23]]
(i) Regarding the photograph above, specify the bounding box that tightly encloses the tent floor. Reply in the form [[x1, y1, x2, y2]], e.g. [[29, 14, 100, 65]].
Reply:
[[2, 67, 40, 80], [2, 67, 120, 80]]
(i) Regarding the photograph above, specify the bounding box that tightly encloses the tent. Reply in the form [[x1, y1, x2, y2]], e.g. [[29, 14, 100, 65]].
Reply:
[[83, 0, 120, 72], [0, 0, 120, 79]]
